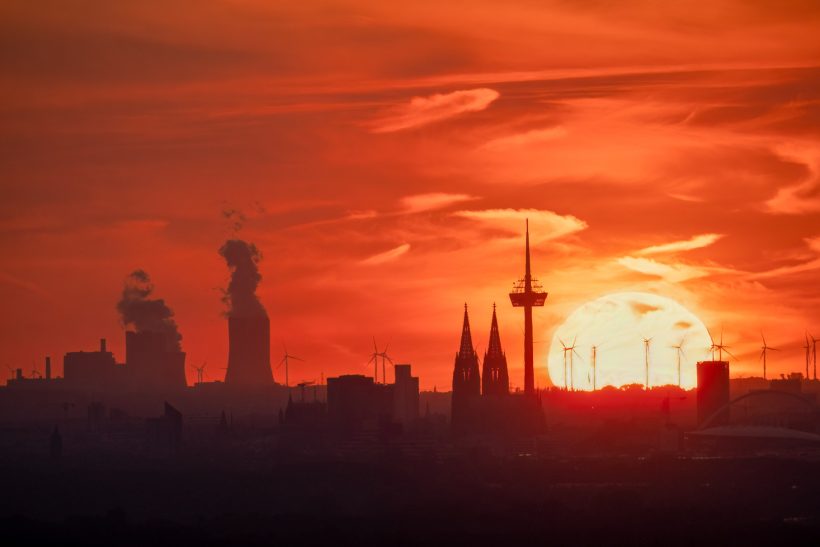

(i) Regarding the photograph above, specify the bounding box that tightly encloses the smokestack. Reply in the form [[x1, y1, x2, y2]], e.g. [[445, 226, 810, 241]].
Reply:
[[116, 270, 182, 351], [100, 338, 106, 353], [16, 368, 22, 380], [45, 356, 51, 380], [220, 239, 272, 387]]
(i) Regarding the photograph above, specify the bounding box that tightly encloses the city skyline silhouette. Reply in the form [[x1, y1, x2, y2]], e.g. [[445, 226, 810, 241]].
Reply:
[[2, 3, 820, 545]]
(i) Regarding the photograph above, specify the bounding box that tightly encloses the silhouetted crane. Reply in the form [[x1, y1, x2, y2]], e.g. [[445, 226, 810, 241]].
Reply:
[[296, 380, 315, 402]]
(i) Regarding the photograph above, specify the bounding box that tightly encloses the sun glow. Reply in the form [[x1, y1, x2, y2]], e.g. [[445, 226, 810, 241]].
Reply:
[[547, 292, 711, 390]]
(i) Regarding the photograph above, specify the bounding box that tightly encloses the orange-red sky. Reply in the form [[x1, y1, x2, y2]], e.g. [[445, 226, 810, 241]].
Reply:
[[2, 1, 820, 389]]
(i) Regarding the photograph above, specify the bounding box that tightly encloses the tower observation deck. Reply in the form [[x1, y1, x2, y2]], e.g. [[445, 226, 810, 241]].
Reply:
[[509, 219, 548, 394]]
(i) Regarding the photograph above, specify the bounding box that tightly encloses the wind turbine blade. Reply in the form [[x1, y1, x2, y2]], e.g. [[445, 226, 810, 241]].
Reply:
[[723, 348, 738, 361], [290, 355, 304, 362]]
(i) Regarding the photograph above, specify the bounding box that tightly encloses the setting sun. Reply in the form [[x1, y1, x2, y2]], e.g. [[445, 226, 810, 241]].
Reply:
[[547, 292, 712, 390]]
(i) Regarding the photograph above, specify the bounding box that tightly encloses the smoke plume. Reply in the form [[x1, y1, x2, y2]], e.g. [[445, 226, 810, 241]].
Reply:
[[117, 270, 182, 350], [219, 239, 267, 318]]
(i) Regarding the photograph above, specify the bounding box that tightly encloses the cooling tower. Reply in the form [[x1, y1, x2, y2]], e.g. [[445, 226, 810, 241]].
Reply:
[[225, 315, 273, 387]]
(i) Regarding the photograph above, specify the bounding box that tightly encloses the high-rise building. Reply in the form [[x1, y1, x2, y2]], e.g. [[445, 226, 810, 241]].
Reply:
[[697, 360, 730, 427], [225, 315, 273, 388], [393, 364, 419, 428], [451, 304, 480, 432], [327, 374, 391, 430], [482, 304, 509, 397]]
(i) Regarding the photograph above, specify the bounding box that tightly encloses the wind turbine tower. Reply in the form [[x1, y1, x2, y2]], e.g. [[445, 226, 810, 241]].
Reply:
[[278, 345, 304, 388], [760, 332, 777, 381], [590, 345, 598, 391], [642, 337, 652, 389], [509, 219, 548, 395], [671, 337, 685, 388]]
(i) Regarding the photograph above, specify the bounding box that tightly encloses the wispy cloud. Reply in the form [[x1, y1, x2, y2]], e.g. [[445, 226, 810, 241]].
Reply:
[[452, 208, 587, 242], [359, 243, 411, 265], [371, 88, 500, 133], [636, 233, 724, 255], [481, 126, 567, 150], [617, 256, 713, 283], [806, 236, 820, 254], [400, 192, 478, 213], [764, 144, 820, 214]]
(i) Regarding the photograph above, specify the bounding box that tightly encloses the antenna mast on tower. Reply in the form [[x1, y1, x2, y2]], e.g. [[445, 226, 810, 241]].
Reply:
[[509, 219, 548, 395]]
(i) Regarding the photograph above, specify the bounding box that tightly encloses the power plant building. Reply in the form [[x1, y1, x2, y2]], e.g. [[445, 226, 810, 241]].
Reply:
[[125, 331, 186, 392], [64, 338, 119, 391]]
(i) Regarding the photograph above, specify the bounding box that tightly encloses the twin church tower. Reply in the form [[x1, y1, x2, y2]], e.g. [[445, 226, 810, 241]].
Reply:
[[451, 221, 548, 433]]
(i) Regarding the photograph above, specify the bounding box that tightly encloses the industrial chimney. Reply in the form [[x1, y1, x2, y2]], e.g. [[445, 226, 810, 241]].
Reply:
[[45, 356, 51, 380]]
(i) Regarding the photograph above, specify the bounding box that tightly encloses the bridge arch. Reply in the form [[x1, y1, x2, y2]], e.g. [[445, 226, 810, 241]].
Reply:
[[698, 389, 817, 430]]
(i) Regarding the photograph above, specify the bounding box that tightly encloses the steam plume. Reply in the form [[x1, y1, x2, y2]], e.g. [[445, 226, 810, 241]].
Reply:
[[219, 239, 267, 318], [117, 270, 182, 350]]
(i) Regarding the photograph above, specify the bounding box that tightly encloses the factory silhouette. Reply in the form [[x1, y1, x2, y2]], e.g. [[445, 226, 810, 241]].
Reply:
[[2, 225, 820, 546]]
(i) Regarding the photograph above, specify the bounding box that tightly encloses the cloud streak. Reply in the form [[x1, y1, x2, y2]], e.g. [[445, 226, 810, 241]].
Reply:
[[372, 88, 499, 133], [400, 192, 478, 213], [637, 233, 724, 255], [453, 208, 587, 242], [360, 243, 411, 265]]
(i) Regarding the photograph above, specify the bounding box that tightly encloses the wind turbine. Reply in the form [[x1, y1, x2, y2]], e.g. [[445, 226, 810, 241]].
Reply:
[[590, 344, 599, 391], [368, 338, 382, 383], [559, 338, 571, 390], [809, 332, 818, 381], [802, 334, 811, 380], [561, 335, 581, 390], [760, 332, 778, 381], [378, 343, 394, 384], [278, 344, 304, 388], [642, 336, 652, 389], [712, 329, 734, 362], [192, 362, 207, 385], [671, 335, 686, 388]]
